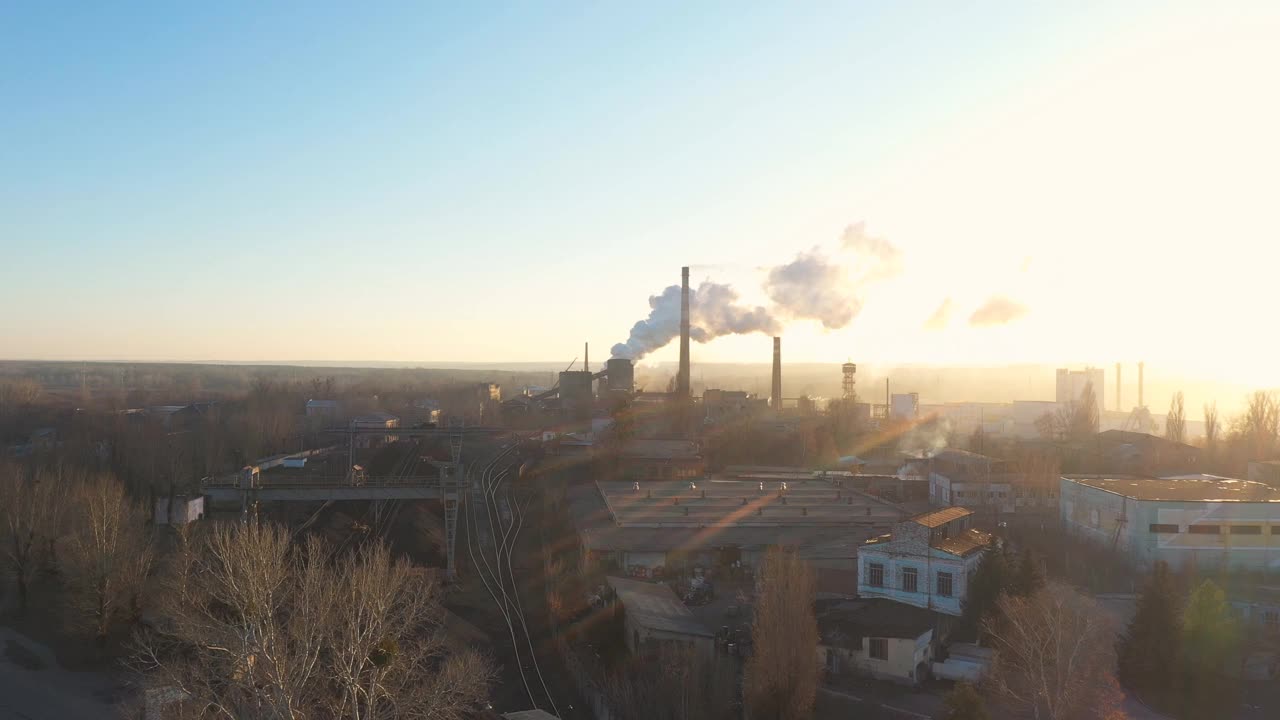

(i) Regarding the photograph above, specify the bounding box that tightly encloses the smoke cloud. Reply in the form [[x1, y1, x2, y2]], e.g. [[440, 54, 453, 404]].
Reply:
[[610, 281, 779, 360], [614, 222, 902, 358], [969, 296, 1028, 327], [841, 222, 903, 282], [897, 417, 953, 458], [923, 298, 953, 330], [764, 250, 861, 330]]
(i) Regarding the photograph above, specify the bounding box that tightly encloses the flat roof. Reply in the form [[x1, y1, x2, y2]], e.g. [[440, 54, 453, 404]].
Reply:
[[597, 479, 905, 529], [606, 576, 712, 637], [570, 481, 903, 553], [816, 598, 935, 644], [1064, 475, 1280, 502]]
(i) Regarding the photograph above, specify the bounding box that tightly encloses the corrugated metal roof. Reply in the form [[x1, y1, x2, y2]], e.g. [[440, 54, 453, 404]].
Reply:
[[932, 528, 992, 557], [907, 506, 973, 528], [606, 576, 713, 637]]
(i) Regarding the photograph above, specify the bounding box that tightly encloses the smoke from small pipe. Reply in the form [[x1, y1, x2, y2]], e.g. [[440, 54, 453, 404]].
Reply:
[[610, 281, 779, 360]]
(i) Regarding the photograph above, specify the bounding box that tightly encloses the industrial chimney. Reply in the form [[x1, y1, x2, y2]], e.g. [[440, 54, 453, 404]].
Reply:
[[771, 336, 782, 411], [1138, 361, 1145, 409], [678, 266, 691, 399], [1116, 362, 1122, 410]]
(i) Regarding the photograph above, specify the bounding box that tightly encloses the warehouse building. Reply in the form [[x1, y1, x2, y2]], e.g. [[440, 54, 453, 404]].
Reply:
[[571, 478, 906, 588], [1059, 474, 1280, 572]]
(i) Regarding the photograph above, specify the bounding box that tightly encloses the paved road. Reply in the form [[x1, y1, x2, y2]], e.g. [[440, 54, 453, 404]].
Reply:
[[0, 629, 116, 720]]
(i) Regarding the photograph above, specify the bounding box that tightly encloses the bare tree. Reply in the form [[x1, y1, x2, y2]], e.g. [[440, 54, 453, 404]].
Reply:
[[64, 473, 153, 645], [1203, 402, 1219, 453], [1165, 392, 1186, 444], [606, 644, 736, 720], [134, 522, 490, 720], [1234, 391, 1279, 460], [0, 463, 69, 611], [745, 547, 819, 720], [983, 582, 1125, 720]]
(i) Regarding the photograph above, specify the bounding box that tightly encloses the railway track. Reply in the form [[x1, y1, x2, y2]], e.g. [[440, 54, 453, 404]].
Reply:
[[463, 442, 563, 717]]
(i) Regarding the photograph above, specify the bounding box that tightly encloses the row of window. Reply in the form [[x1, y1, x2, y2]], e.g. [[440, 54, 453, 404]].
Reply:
[[1149, 524, 1278, 535], [866, 563, 954, 597]]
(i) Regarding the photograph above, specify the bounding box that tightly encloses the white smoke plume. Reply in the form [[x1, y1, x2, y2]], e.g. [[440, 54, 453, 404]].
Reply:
[[841, 222, 903, 282], [765, 223, 903, 330], [969, 296, 1028, 327], [897, 417, 953, 458], [764, 250, 861, 330], [610, 281, 779, 360]]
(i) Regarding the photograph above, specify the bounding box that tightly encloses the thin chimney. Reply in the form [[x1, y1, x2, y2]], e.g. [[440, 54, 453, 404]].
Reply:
[[1116, 362, 1121, 410], [771, 336, 782, 411], [584, 342, 589, 373], [1138, 361, 1145, 408], [678, 266, 691, 399]]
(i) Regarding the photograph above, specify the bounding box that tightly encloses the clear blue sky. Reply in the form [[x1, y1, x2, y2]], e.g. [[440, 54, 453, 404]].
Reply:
[[4, 2, 1277, 386]]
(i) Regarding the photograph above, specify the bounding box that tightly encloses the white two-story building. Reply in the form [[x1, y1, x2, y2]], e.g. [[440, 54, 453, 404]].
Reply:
[[857, 507, 991, 617]]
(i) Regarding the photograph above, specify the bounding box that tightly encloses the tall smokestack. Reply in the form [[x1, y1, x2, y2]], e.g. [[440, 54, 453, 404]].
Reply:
[[584, 342, 589, 373], [1116, 362, 1122, 410], [678, 266, 690, 398], [771, 337, 782, 411], [1138, 361, 1145, 408]]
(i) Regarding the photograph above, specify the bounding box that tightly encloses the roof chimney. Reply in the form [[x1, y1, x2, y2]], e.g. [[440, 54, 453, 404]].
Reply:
[[678, 266, 691, 399], [771, 336, 782, 411]]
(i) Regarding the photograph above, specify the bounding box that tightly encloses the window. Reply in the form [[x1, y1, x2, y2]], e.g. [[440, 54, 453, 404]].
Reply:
[[869, 637, 888, 661], [868, 563, 884, 588], [1149, 524, 1179, 534], [1188, 525, 1221, 535], [902, 567, 918, 593], [1230, 525, 1262, 535], [1264, 610, 1279, 631], [937, 571, 954, 597]]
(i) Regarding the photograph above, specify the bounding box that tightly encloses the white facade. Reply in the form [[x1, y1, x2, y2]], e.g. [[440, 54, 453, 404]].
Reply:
[[819, 630, 933, 685], [857, 509, 989, 617], [1060, 476, 1280, 572]]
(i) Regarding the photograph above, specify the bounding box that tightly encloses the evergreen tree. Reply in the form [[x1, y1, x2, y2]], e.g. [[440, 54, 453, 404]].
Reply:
[[960, 540, 1010, 641], [1010, 546, 1045, 597], [944, 682, 990, 720], [1180, 579, 1240, 719], [1116, 561, 1181, 703]]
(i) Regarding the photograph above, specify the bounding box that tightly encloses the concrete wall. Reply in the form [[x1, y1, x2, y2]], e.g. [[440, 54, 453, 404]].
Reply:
[[623, 616, 713, 658], [1060, 478, 1280, 572], [819, 629, 933, 684]]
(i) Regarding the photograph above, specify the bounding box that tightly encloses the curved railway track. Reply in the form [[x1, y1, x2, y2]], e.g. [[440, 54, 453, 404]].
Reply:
[[464, 442, 562, 717]]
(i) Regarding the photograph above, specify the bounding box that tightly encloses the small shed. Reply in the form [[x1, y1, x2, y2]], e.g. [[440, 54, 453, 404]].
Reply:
[[606, 575, 714, 658], [155, 495, 205, 525]]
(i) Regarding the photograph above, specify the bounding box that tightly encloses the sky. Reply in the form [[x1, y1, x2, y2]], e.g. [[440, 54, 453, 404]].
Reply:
[[3, 2, 1279, 387]]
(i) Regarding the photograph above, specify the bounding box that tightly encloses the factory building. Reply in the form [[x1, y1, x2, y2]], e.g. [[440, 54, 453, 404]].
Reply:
[[570, 477, 906, 588], [1056, 367, 1105, 412], [915, 449, 1057, 516], [889, 393, 919, 422], [618, 439, 704, 481], [857, 507, 991, 617], [1059, 474, 1280, 572]]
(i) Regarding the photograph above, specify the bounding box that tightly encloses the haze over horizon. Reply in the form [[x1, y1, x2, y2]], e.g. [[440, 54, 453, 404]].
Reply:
[[5, 3, 1278, 387]]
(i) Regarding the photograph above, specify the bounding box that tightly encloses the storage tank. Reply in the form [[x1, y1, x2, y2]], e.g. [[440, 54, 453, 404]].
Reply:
[[606, 358, 635, 393]]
